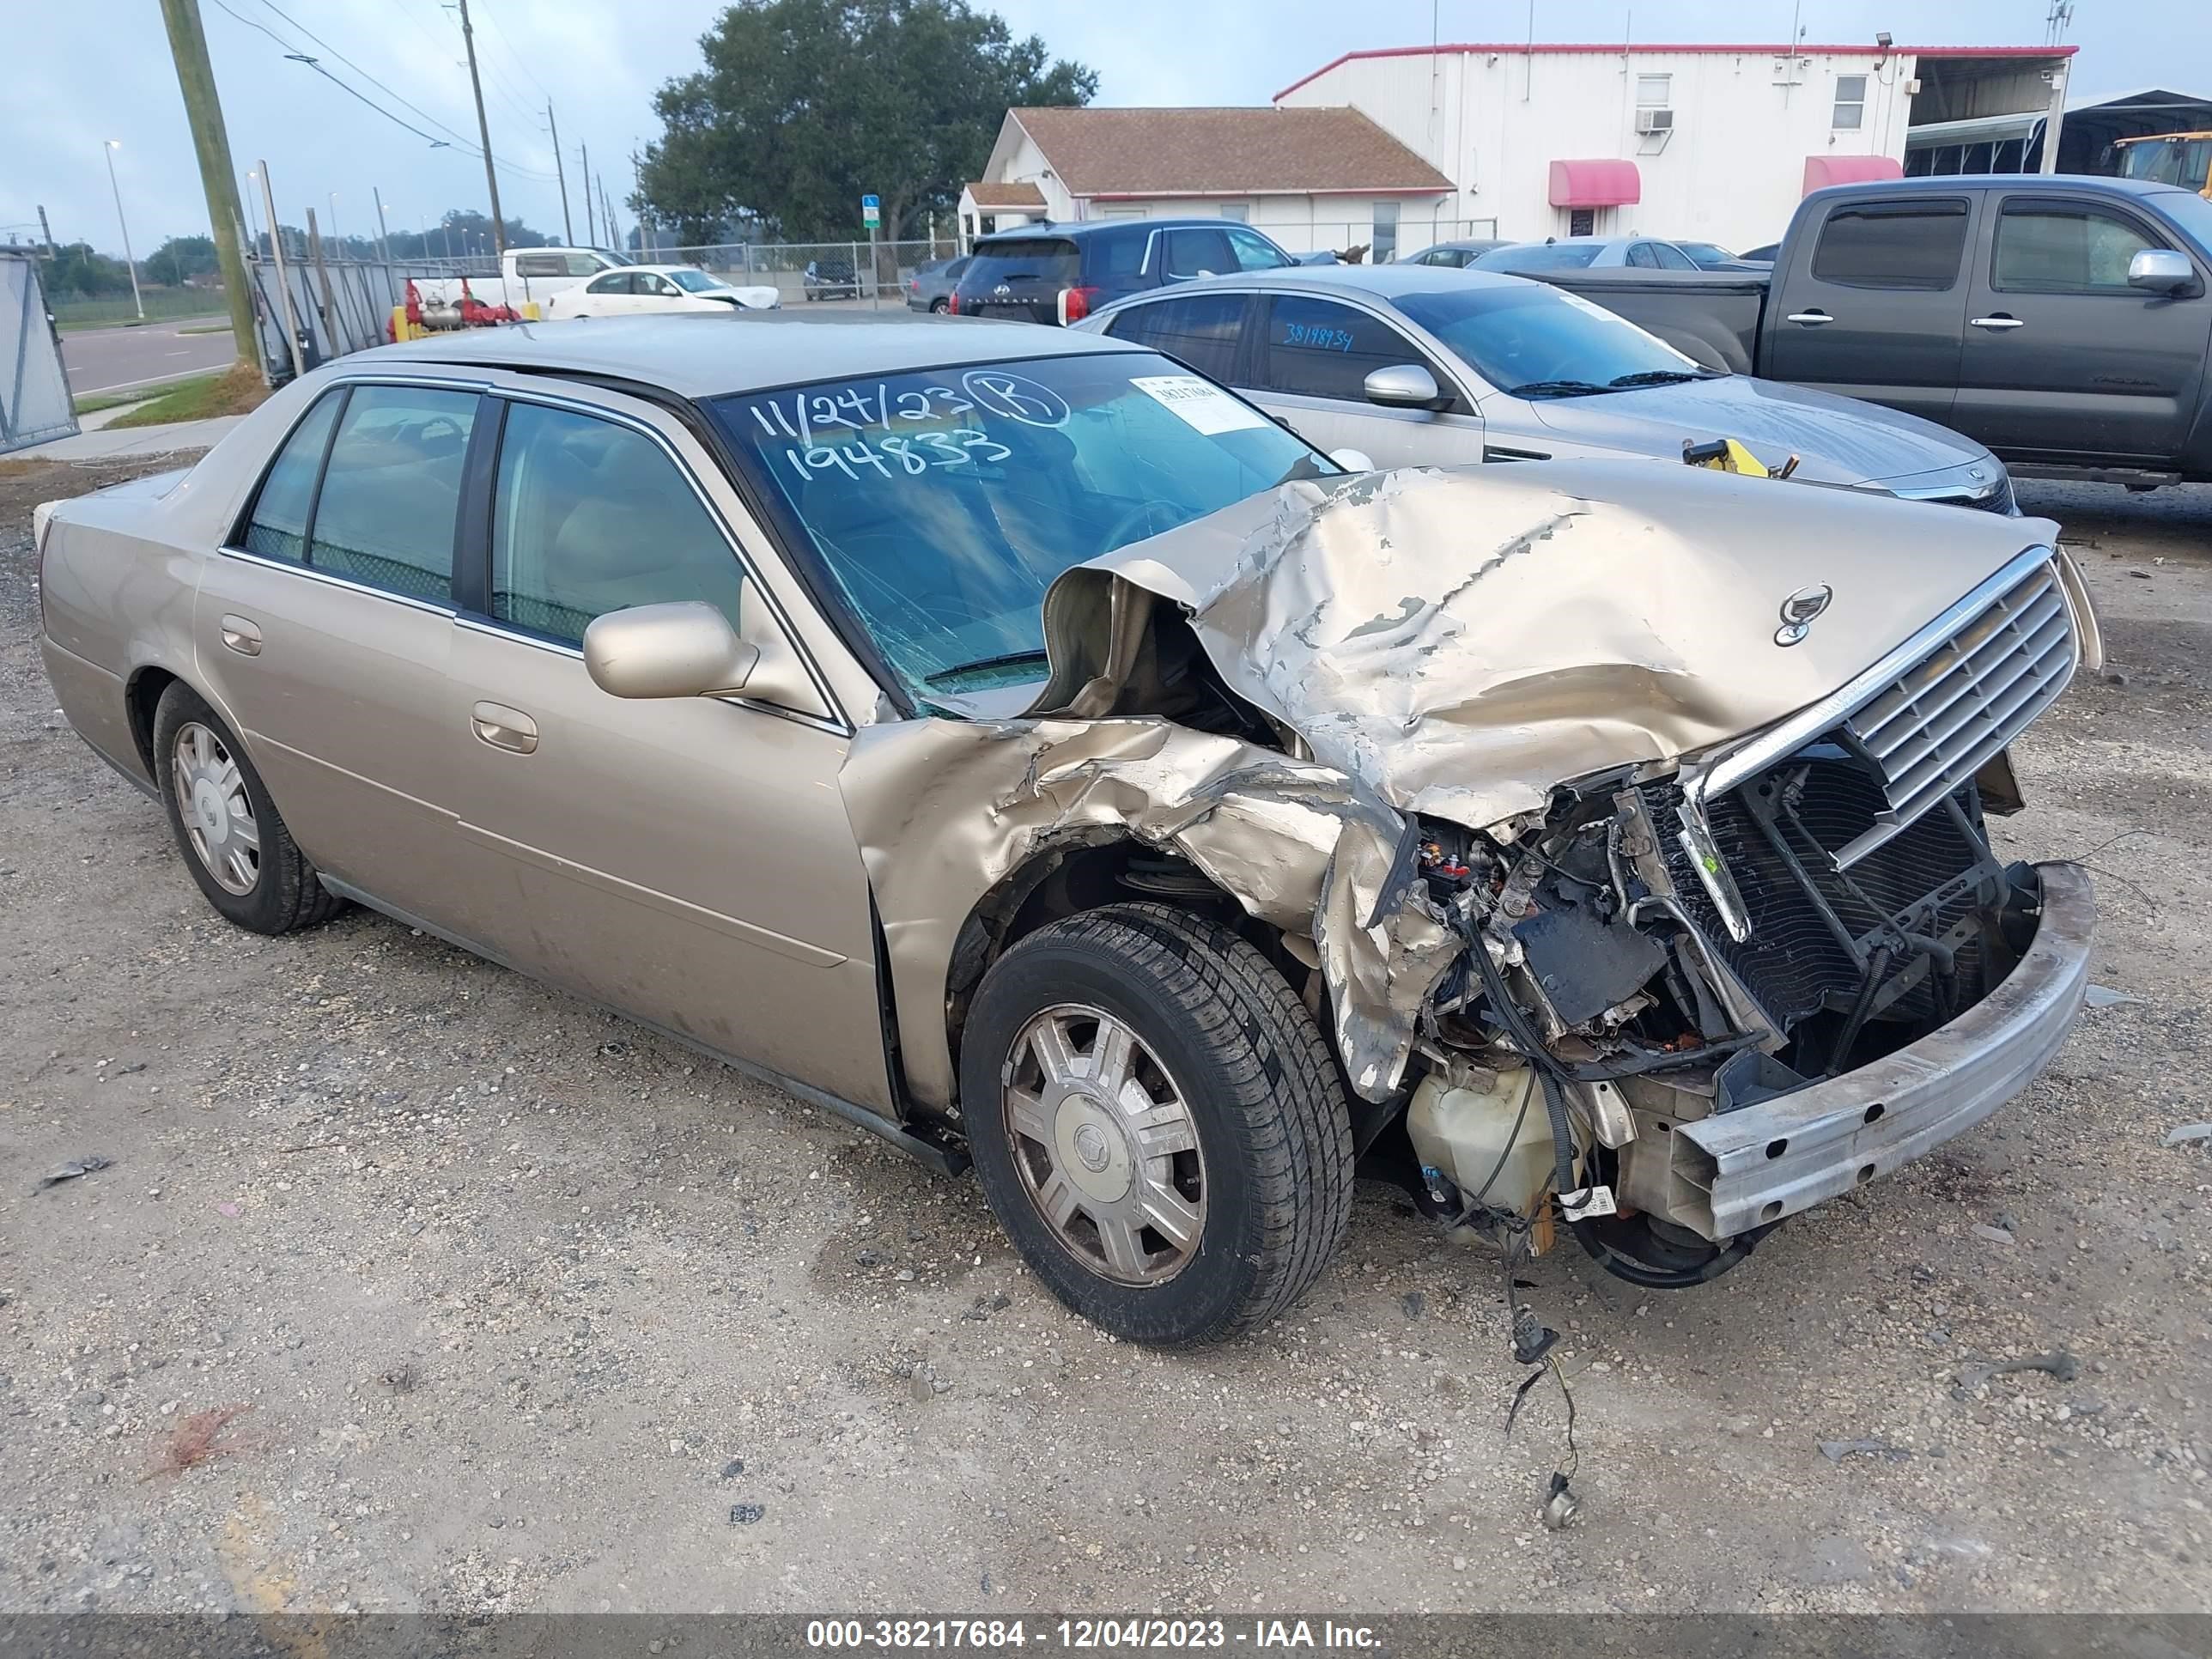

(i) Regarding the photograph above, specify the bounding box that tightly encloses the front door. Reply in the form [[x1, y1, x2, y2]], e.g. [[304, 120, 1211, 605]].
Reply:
[[1761, 191, 1977, 426], [1243, 292, 1486, 468], [1954, 190, 2212, 465], [438, 392, 894, 1113], [193, 380, 482, 927]]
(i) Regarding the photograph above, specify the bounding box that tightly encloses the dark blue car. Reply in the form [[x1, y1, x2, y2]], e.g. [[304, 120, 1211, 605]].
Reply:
[[951, 218, 1296, 325]]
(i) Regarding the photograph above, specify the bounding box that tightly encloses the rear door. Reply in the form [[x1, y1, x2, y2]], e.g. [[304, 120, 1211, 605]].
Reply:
[[1099, 290, 1255, 385], [1762, 191, 1978, 423], [1244, 292, 1485, 467], [1954, 190, 2212, 465], [1158, 228, 1239, 285], [192, 378, 482, 928]]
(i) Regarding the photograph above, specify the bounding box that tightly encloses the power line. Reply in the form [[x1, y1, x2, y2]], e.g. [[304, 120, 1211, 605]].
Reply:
[[473, 0, 554, 104]]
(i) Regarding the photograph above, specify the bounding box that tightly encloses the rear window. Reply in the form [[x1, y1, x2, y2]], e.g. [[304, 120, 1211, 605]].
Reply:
[[1475, 244, 1604, 271], [963, 238, 1080, 289], [1809, 200, 1969, 289]]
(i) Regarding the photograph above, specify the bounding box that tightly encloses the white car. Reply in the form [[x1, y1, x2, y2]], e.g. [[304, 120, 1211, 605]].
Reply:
[[547, 264, 780, 318]]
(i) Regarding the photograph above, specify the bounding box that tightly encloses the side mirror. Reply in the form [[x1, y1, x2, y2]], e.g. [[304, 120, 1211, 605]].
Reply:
[[584, 600, 757, 699], [1364, 363, 1444, 409], [1329, 447, 1376, 473], [2129, 248, 2195, 293]]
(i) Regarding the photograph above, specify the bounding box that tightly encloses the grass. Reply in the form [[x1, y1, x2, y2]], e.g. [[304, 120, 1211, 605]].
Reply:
[[106, 362, 268, 429], [52, 289, 230, 331], [175, 322, 234, 336], [72, 385, 161, 416]]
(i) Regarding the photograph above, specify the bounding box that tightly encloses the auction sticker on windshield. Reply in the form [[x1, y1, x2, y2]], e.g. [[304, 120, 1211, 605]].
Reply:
[[1132, 375, 1270, 437]]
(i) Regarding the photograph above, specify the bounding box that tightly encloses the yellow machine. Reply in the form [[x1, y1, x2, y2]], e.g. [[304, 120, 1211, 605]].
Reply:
[[1681, 436, 1798, 478], [2114, 131, 2212, 198]]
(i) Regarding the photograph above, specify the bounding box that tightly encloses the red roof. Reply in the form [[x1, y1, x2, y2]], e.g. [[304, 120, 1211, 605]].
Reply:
[[1549, 159, 1641, 209], [1276, 42, 2075, 102], [1008, 106, 1450, 198], [1802, 155, 1906, 194]]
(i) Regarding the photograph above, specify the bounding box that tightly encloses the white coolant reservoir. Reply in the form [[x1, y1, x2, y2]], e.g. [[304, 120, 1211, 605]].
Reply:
[[1407, 1063, 1555, 1216]]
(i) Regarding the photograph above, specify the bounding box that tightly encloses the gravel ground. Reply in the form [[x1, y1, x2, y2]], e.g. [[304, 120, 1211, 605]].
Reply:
[[0, 457, 2207, 1617]]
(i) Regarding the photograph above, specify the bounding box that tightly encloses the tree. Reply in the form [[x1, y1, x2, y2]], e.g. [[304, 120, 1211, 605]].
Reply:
[[637, 0, 1094, 243], [46, 243, 135, 299], [145, 234, 220, 286]]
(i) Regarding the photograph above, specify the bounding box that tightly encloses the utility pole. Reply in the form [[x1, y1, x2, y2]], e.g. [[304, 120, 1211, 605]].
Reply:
[[600, 173, 617, 250], [372, 185, 391, 264], [454, 0, 507, 255], [37, 206, 57, 259], [548, 103, 574, 245], [580, 146, 593, 248], [102, 143, 146, 322], [156, 0, 257, 363]]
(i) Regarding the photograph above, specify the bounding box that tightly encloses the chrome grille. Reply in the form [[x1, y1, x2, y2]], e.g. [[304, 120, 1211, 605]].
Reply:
[[1835, 558, 2075, 868]]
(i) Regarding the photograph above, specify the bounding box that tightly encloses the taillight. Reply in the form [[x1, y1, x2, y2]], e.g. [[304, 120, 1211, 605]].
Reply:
[[946, 292, 959, 314], [1058, 284, 1101, 325]]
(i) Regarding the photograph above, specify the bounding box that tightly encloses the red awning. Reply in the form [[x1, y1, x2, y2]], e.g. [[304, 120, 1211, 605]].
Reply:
[[1548, 159, 1641, 209], [1803, 155, 1905, 194]]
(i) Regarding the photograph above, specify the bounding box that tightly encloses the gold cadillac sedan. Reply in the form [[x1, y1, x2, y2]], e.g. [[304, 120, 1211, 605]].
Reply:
[[36, 314, 2097, 1346]]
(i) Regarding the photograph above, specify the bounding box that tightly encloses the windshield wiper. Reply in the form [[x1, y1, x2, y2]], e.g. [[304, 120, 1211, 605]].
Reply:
[[922, 649, 1049, 687], [1607, 368, 1719, 387], [1508, 379, 1611, 399]]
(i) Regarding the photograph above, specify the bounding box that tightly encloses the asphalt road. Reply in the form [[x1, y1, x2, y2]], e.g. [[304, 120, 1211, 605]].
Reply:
[[59, 317, 236, 398]]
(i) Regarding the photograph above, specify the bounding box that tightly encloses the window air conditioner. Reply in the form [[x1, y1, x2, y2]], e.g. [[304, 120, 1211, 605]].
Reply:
[[1635, 107, 1674, 135]]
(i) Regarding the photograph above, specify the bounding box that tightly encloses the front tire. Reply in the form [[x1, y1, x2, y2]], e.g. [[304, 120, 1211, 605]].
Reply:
[[961, 903, 1353, 1346], [152, 684, 343, 935]]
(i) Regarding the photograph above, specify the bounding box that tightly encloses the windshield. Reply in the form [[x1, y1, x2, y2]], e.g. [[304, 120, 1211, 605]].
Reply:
[[2118, 137, 2212, 191], [710, 353, 1330, 703], [1474, 243, 1603, 271], [962, 238, 1081, 290], [1678, 241, 1735, 265], [668, 268, 726, 293], [1395, 283, 1708, 396]]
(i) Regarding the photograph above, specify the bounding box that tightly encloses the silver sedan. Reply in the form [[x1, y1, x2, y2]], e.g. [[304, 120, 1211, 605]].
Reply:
[[1079, 264, 2012, 508]]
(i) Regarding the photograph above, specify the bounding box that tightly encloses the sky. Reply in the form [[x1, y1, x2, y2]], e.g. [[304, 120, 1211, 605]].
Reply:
[[3, 0, 2181, 261]]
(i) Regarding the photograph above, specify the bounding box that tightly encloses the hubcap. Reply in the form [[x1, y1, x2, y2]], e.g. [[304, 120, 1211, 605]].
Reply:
[[1002, 1003, 1205, 1286], [170, 721, 261, 896]]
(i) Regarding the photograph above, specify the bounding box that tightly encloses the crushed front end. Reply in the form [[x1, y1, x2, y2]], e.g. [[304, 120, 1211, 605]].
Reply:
[[1396, 544, 2098, 1286]]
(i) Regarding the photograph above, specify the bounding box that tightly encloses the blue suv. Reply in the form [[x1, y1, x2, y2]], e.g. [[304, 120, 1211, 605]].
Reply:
[[951, 218, 1296, 325]]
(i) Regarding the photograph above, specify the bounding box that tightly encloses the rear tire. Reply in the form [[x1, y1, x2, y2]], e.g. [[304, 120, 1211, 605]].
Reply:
[[929, 298, 949, 314], [961, 903, 1353, 1346], [152, 683, 343, 936]]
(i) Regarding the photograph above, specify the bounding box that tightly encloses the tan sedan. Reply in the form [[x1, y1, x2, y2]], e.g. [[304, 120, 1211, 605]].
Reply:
[[37, 314, 2096, 1346]]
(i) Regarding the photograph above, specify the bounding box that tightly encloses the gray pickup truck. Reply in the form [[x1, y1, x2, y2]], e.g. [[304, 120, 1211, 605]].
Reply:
[[1532, 175, 2212, 488]]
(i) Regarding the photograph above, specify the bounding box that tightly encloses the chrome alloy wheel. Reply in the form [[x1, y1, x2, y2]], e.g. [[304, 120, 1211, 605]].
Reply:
[[1001, 1002, 1206, 1285], [170, 721, 261, 896]]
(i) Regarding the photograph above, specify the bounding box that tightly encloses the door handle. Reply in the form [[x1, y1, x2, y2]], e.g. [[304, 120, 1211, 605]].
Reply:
[[1970, 314, 2027, 330], [1784, 310, 1832, 325], [471, 702, 538, 754], [218, 615, 262, 657]]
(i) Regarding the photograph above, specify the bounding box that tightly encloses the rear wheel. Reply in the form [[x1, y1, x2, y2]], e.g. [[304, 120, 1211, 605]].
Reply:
[[929, 297, 949, 314], [961, 903, 1353, 1346], [152, 684, 342, 935]]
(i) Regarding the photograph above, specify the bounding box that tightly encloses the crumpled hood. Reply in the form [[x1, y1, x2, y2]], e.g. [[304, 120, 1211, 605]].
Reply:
[[1530, 373, 1991, 487], [1030, 460, 2059, 831]]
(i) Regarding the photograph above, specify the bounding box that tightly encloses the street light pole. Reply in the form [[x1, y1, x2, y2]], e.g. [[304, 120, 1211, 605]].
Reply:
[[103, 140, 145, 322], [454, 0, 507, 256], [328, 191, 342, 256]]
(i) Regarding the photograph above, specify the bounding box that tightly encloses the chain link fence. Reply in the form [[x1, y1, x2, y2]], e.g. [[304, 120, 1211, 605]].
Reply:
[[659, 239, 963, 305], [2, 253, 76, 454]]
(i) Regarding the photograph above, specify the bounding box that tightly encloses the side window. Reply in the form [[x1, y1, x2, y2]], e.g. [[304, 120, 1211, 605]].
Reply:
[[1103, 293, 1252, 382], [1626, 242, 1660, 268], [644, 274, 678, 297], [1994, 204, 2165, 293], [513, 252, 564, 278], [1809, 200, 1969, 290], [1259, 295, 1447, 404], [240, 389, 343, 563], [1651, 242, 1697, 270], [570, 252, 611, 276], [1227, 228, 1291, 271], [1162, 228, 1237, 280], [307, 386, 476, 602], [1832, 75, 1868, 131], [585, 271, 632, 295], [490, 402, 745, 647]]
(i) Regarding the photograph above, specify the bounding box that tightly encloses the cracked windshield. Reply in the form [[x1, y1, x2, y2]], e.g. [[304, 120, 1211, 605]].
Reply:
[[711, 352, 1328, 702]]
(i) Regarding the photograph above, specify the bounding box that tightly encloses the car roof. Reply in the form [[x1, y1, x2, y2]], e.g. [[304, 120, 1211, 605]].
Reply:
[[1808, 172, 2179, 198], [1104, 263, 1543, 305], [971, 218, 1249, 245], [368, 312, 1143, 397]]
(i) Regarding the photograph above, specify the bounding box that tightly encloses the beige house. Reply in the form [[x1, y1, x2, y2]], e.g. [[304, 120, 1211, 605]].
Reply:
[[960, 106, 1457, 258]]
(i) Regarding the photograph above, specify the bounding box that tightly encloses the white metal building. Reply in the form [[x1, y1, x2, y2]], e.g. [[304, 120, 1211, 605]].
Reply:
[[1274, 41, 2077, 252]]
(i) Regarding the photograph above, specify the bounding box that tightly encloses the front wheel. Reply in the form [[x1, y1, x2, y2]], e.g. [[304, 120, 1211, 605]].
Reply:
[[960, 903, 1353, 1346]]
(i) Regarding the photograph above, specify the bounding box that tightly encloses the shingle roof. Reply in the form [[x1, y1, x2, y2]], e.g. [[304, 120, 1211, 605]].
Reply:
[[963, 179, 1048, 210], [1008, 106, 1452, 198]]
